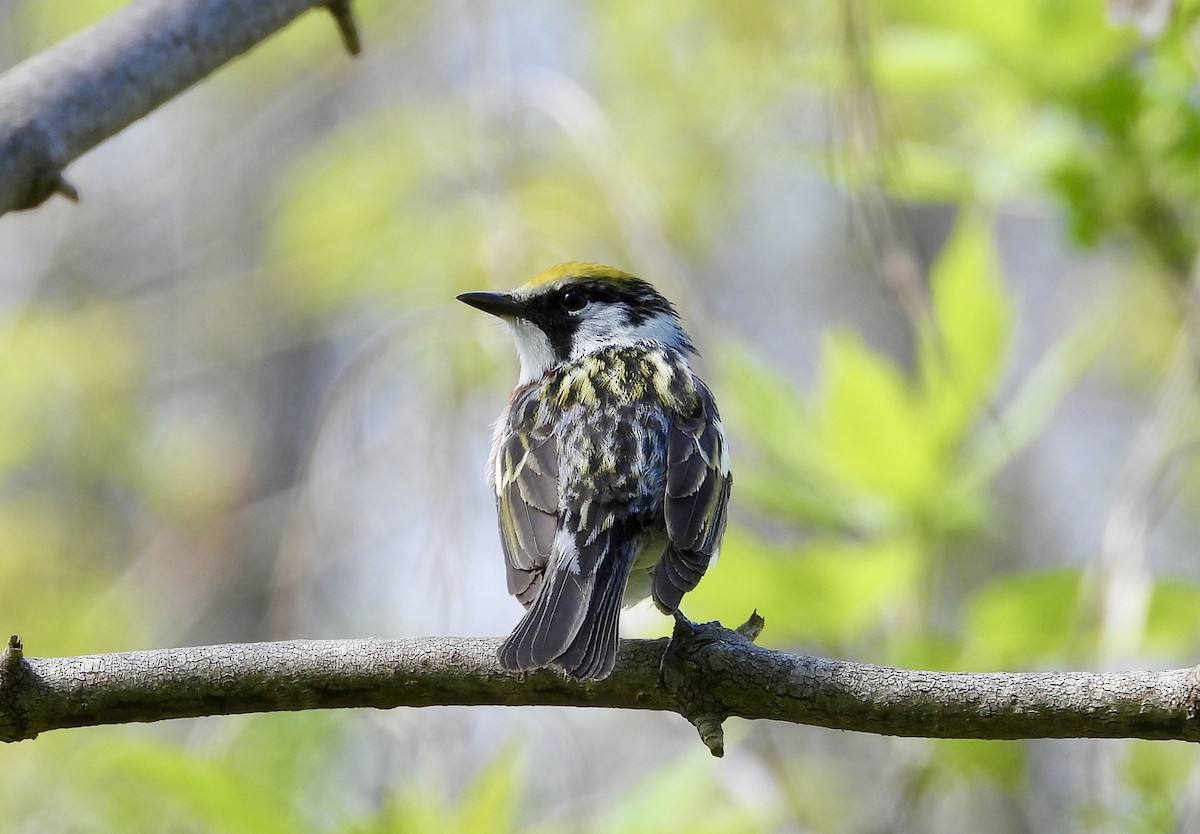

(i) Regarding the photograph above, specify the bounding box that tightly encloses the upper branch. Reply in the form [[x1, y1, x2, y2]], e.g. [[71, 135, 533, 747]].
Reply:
[[0, 0, 357, 215], [2, 621, 1197, 755]]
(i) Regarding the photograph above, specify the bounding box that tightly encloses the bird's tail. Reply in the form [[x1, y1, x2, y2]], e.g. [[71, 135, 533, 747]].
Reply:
[[498, 536, 635, 681]]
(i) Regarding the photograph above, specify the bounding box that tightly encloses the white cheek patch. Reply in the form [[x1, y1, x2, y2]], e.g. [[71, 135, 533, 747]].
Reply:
[[569, 305, 630, 359], [569, 308, 690, 362], [627, 313, 689, 349]]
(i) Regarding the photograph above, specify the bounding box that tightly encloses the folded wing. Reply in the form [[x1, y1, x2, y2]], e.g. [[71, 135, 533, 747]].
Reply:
[[653, 381, 731, 614], [495, 427, 558, 606]]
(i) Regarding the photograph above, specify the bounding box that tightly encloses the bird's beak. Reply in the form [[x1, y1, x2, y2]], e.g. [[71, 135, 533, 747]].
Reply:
[[457, 291, 528, 319]]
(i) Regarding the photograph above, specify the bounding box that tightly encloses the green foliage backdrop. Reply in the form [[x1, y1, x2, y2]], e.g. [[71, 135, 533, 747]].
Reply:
[[2, 0, 1200, 830]]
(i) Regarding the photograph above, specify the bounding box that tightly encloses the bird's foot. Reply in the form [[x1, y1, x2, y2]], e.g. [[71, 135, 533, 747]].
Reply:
[[658, 609, 766, 758]]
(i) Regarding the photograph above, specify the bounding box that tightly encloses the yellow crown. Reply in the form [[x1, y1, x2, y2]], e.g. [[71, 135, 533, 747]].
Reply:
[[522, 261, 639, 289]]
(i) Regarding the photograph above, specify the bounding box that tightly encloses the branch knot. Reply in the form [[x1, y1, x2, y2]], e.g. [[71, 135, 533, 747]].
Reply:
[[0, 635, 35, 743], [1185, 662, 1200, 723]]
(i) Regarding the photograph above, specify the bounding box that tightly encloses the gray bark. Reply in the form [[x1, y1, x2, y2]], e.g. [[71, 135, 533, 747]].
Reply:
[[0, 0, 357, 215], [3, 621, 1197, 757]]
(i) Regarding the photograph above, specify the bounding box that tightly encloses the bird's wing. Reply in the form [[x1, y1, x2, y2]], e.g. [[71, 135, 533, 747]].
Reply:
[[654, 380, 732, 613], [497, 394, 646, 681], [495, 424, 559, 606]]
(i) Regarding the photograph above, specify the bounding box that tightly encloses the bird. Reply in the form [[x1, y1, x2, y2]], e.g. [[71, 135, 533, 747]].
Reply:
[[458, 262, 731, 681]]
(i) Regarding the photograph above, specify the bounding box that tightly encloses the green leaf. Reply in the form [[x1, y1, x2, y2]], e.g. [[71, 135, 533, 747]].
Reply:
[[344, 790, 445, 834], [818, 329, 938, 506], [935, 739, 1026, 790], [712, 341, 811, 472], [0, 307, 142, 472], [884, 632, 969, 672], [340, 744, 528, 834], [1143, 580, 1200, 657], [920, 211, 1013, 445], [1123, 739, 1195, 798], [885, 0, 1132, 93], [873, 28, 990, 91], [712, 341, 866, 527], [688, 528, 921, 648], [458, 744, 525, 834], [961, 569, 1085, 668], [267, 107, 488, 316], [963, 310, 1109, 487], [884, 142, 974, 202], [1120, 741, 1198, 834], [596, 753, 767, 834], [99, 740, 300, 834]]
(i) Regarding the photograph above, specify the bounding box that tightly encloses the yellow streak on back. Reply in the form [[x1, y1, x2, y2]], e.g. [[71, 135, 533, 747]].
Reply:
[[522, 261, 638, 289], [555, 362, 599, 407], [647, 351, 678, 404]]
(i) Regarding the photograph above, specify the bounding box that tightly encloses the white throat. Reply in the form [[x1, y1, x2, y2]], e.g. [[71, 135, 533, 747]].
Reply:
[[506, 318, 557, 384]]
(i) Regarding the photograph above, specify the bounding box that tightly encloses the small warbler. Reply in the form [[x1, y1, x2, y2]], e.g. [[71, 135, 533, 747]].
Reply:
[[459, 262, 731, 680]]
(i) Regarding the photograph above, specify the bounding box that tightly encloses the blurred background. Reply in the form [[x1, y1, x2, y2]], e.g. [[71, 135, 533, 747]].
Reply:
[[2, 0, 1200, 830]]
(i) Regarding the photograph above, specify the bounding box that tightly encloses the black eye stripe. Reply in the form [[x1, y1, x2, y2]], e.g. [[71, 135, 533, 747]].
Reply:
[[559, 279, 676, 315], [520, 275, 682, 362]]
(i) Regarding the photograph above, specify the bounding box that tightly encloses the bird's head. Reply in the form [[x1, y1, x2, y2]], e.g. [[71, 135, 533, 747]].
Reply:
[[458, 262, 696, 383]]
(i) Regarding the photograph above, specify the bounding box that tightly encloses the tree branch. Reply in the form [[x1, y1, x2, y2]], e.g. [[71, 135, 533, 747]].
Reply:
[[2, 621, 1197, 757], [0, 0, 358, 216]]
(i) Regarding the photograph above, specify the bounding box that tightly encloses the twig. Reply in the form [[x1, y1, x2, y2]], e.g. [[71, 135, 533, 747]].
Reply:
[[324, 1, 362, 56], [0, 0, 356, 216]]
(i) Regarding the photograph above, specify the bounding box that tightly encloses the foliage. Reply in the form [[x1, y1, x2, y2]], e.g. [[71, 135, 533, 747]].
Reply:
[[3, 0, 1200, 831]]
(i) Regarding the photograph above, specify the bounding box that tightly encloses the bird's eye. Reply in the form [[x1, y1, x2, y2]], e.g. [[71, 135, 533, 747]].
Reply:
[[560, 289, 587, 313]]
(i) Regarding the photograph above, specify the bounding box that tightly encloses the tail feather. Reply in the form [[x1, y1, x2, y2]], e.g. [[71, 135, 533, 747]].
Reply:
[[554, 549, 631, 680], [497, 565, 591, 672], [498, 527, 637, 680]]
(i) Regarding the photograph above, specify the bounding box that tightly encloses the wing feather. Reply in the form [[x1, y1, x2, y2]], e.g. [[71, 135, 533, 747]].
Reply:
[[496, 427, 558, 606], [653, 381, 731, 613]]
